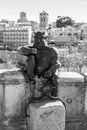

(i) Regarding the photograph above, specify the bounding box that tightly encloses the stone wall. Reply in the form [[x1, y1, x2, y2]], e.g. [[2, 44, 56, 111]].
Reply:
[[27, 100, 65, 130], [0, 68, 87, 130], [0, 50, 27, 69], [58, 72, 87, 130], [0, 68, 65, 130], [0, 68, 29, 130]]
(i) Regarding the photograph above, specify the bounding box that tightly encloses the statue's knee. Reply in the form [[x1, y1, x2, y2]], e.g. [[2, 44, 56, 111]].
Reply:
[[52, 74, 58, 81], [51, 74, 58, 86], [26, 56, 35, 65]]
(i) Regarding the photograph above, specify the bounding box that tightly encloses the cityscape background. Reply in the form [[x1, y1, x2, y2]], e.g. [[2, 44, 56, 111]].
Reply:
[[0, 1, 87, 130], [0, 0, 87, 73], [0, 0, 87, 23]]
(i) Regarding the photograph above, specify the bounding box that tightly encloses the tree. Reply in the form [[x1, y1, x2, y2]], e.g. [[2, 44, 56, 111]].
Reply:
[[60, 55, 87, 73], [0, 19, 9, 23], [56, 16, 75, 28], [70, 55, 87, 73]]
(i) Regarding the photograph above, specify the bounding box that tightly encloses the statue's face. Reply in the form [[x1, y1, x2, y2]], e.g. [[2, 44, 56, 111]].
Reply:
[[33, 32, 46, 49]]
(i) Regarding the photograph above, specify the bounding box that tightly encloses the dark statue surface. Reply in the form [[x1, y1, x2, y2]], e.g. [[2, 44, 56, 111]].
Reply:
[[17, 31, 60, 98]]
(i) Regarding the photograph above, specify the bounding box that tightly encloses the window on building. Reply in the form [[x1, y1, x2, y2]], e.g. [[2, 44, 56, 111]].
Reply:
[[41, 18, 43, 21], [44, 17, 45, 21], [59, 33, 63, 36]]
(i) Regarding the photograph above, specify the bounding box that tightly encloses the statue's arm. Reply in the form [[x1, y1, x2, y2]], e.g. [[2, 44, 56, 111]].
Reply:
[[43, 48, 60, 78], [17, 46, 37, 56]]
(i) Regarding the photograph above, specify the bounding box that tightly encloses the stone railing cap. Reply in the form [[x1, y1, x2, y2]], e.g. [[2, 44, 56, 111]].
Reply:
[[59, 72, 84, 82]]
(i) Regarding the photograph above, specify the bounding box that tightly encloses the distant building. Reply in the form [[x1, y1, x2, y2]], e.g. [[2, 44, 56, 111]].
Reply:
[[0, 23, 9, 30], [16, 21, 31, 28], [3, 26, 32, 50], [80, 24, 87, 41], [0, 23, 9, 46], [17, 12, 28, 22], [47, 28, 68, 42], [0, 31, 3, 46], [47, 26, 81, 46], [39, 11, 49, 31], [57, 48, 69, 57], [51, 22, 57, 28], [0, 19, 15, 27], [29, 21, 39, 31], [8, 21, 15, 27]]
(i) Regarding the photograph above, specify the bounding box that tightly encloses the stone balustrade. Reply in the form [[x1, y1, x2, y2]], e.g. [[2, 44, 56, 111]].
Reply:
[[0, 67, 87, 130]]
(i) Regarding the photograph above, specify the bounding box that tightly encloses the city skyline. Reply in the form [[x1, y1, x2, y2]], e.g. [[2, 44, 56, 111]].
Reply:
[[0, 0, 87, 23]]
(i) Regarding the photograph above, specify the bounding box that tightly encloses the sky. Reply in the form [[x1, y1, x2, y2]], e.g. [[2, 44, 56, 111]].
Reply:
[[0, 0, 87, 23]]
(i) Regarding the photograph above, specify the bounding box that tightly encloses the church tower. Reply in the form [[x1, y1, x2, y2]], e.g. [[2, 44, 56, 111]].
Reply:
[[18, 12, 28, 22], [39, 11, 49, 31]]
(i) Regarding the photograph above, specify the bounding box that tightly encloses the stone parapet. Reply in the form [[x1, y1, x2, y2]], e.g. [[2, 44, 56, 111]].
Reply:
[[0, 68, 87, 130], [27, 100, 65, 130], [0, 68, 28, 130]]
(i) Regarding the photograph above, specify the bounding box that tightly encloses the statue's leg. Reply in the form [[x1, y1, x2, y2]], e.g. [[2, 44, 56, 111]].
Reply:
[[25, 55, 35, 80], [50, 74, 58, 97]]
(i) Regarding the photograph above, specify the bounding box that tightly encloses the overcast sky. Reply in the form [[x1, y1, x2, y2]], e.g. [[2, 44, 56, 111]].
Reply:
[[0, 0, 87, 23]]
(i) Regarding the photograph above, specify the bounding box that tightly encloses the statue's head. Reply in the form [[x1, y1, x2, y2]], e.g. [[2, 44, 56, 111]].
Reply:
[[33, 31, 48, 49]]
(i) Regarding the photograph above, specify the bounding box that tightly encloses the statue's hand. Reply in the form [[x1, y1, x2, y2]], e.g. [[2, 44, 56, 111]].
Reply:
[[42, 71, 52, 78]]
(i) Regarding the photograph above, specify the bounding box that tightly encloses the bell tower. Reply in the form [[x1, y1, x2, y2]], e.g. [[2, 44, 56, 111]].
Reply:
[[39, 11, 49, 31]]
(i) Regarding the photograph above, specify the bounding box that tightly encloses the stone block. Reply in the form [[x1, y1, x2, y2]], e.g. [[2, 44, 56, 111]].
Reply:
[[0, 68, 28, 130], [27, 100, 65, 130]]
